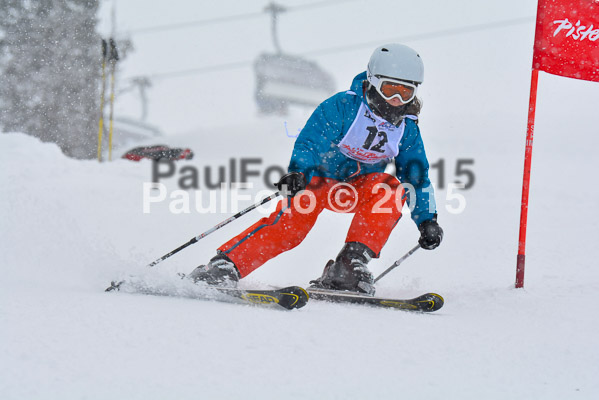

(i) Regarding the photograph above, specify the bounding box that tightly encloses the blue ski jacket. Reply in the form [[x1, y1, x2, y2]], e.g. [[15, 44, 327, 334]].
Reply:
[[288, 72, 436, 226]]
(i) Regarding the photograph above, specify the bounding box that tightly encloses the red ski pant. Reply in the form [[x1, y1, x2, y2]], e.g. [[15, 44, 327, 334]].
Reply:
[[218, 173, 405, 277]]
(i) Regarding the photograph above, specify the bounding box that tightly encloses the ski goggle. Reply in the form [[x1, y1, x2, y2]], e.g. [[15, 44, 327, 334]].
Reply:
[[368, 73, 418, 104]]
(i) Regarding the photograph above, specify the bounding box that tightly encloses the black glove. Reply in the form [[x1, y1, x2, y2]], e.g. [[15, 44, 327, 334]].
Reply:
[[276, 172, 307, 197], [418, 217, 443, 250]]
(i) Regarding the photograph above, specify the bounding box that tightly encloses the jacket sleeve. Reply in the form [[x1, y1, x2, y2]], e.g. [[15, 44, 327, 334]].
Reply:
[[394, 122, 437, 226], [288, 95, 345, 183]]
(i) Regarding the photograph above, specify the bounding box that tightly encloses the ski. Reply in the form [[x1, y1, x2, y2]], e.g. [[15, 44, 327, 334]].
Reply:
[[215, 286, 309, 310], [105, 280, 309, 310], [306, 287, 444, 312]]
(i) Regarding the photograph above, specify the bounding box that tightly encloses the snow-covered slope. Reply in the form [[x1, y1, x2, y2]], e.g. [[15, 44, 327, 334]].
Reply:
[[2, 91, 599, 399], [3, 1, 599, 397]]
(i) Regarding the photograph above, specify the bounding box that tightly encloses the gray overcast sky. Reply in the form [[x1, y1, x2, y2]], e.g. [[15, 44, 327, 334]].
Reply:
[[97, 0, 545, 136]]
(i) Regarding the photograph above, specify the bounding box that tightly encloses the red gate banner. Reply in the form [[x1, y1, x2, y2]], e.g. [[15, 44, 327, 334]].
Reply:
[[533, 0, 599, 82]]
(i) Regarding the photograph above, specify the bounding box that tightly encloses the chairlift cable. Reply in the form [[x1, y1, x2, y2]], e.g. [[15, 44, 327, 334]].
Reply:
[[303, 16, 535, 57], [121, 0, 354, 35], [125, 11, 264, 35], [122, 16, 534, 82]]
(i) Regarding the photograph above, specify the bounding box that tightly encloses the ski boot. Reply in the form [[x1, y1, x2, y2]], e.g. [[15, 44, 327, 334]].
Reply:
[[188, 252, 240, 287], [309, 242, 376, 296]]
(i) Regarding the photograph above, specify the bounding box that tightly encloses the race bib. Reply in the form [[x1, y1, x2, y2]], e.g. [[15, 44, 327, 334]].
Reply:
[[338, 103, 413, 164]]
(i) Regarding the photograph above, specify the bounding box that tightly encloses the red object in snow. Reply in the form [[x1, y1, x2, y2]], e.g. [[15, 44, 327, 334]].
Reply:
[[122, 145, 193, 162], [517, 0, 598, 288], [516, 69, 540, 289], [533, 0, 599, 82]]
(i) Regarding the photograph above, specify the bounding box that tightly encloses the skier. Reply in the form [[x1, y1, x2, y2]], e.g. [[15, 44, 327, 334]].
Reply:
[[189, 43, 443, 295]]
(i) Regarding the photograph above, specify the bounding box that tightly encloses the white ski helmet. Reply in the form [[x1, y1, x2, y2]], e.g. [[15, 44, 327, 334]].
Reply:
[[367, 44, 424, 84]]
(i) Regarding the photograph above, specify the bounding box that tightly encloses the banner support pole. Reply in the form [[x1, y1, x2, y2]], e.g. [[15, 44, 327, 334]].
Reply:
[[516, 68, 539, 288]]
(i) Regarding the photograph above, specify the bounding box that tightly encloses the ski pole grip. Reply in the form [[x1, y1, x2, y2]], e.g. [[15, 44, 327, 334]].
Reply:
[[109, 38, 119, 61]]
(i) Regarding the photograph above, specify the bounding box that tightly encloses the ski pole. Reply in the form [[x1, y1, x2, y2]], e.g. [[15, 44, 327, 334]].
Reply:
[[107, 38, 119, 161], [373, 244, 421, 283], [106, 191, 281, 291], [147, 191, 281, 267], [97, 39, 107, 161]]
